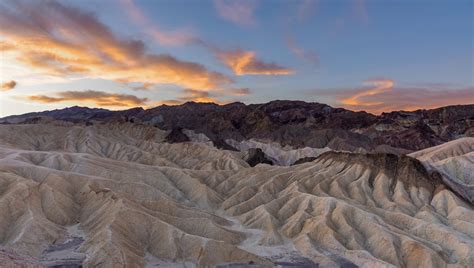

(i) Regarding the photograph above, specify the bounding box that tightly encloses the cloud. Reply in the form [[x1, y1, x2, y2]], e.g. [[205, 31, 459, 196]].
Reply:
[[149, 29, 196, 47], [130, 82, 154, 91], [0, 41, 15, 51], [150, 99, 183, 106], [215, 49, 293, 75], [285, 36, 319, 67], [177, 89, 215, 102], [154, 88, 220, 106], [28, 90, 148, 107], [228, 87, 252, 96], [120, 0, 283, 79], [1, 80, 17, 91], [120, 0, 196, 46], [120, 0, 288, 78], [359, 86, 474, 114], [0, 0, 232, 91], [213, 0, 258, 27], [154, 86, 252, 106], [318, 79, 473, 114], [340, 78, 394, 107], [283, 1, 319, 67]]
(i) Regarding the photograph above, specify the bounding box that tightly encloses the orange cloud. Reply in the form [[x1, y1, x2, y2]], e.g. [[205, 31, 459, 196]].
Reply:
[[365, 86, 473, 114], [178, 89, 217, 103], [0, 1, 232, 91], [156, 87, 251, 106], [216, 49, 293, 75], [228, 88, 252, 96], [214, 0, 258, 27], [0, 41, 15, 51], [320, 79, 473, 114], [150, 88, 222, 107], [28, 90, 148, 108], [341, 79, 394, 106], [148, 99, 182, 107], [1, 80, 17, 91]]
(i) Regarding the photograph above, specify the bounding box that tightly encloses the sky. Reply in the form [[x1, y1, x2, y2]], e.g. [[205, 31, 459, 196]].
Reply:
[[0, 0, 472, 117]]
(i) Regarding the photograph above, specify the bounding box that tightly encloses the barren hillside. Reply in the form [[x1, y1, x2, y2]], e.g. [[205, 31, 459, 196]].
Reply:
[[0, 122, 472, 267]]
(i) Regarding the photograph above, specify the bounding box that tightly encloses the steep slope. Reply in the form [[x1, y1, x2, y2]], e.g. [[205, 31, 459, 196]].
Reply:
[[226, 138, 331, 166], [0, 123, 472, 267], [0, 124, 266, 267], [409, 137, 474, 204]]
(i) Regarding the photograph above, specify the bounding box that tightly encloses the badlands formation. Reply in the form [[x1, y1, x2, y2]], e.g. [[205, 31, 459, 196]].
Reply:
[[0, 120, 472, 268], [0, 101, 473, 267]]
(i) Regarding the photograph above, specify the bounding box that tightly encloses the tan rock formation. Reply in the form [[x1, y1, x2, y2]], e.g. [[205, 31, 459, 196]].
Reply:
[[0, 123, 472, 267]]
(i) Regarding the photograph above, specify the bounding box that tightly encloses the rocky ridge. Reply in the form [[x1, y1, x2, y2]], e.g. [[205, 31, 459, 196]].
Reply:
[[1, 101, 473, 153]]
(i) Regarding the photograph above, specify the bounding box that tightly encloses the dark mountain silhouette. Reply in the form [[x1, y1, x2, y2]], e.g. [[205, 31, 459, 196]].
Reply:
[[1, 101, 472, 152]]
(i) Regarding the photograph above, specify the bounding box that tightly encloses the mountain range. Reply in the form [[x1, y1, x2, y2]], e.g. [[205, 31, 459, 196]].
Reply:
[[2, 101, 473, 153]]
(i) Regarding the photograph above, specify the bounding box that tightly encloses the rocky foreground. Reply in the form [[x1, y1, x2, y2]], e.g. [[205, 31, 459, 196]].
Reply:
[[0, 120, 472, 267]]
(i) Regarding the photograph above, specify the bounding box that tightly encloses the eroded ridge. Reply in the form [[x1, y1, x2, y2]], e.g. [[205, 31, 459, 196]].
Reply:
[[0, 123, 472, 267]]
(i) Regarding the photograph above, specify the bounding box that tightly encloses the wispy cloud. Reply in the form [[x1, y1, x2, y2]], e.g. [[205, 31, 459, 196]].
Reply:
[[1, 80, 17, 91], [285, 36, 319, 67], [0, 0, 232, 91], [152, 86, 251, 107], [283, 1, 319, 67], [360, 87, 474, 114], [178, 89, 216, 102], [213, 0, 258, 27], [120, 0, 196, 46], [228, 87, 252, 96], [129, 82, 154, 91], [28, 90, 149, 107], [340, 78, 394, 107], [121, 0, 289, 78], [154, 88, 219, 106], [215, 49, 293, 75], [318, 79, 473, 114]]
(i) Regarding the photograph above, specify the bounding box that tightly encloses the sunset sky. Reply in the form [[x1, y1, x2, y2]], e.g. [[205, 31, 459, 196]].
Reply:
[[0, 0, 472, 117]]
